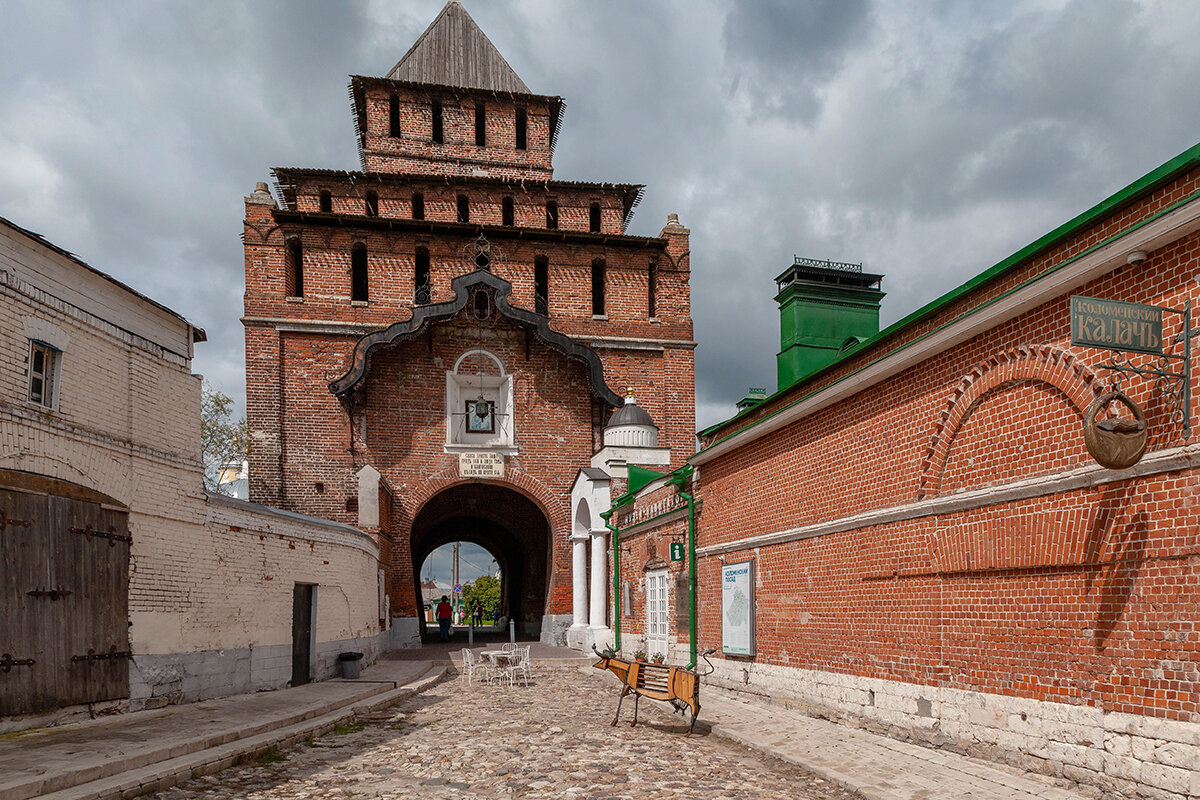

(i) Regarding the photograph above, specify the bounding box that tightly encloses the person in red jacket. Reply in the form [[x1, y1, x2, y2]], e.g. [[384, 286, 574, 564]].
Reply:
[[436, 595, 453, 641]]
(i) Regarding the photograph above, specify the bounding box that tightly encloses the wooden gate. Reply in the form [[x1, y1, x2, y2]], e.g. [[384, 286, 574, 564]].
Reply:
[[1, 484, 130, 716]]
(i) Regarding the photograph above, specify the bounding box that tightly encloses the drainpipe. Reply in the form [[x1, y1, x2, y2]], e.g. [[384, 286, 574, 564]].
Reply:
[[669, 466, 697, 669], [600, 505, 623, 652]]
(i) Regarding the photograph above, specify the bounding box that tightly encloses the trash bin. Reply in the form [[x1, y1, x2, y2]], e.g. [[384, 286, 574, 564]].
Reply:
[[338, 651, 364, 679]]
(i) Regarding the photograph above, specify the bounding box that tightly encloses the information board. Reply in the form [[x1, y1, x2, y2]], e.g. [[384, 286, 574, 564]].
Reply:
[[458, 451, 504, 478], [669, 542, 685, 561], [1070, 295, 1163, 355], [721, 559, 755, 656]]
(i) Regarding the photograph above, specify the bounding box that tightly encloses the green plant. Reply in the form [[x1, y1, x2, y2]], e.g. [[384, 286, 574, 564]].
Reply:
[[650, 652, 665, 664], [633, 649, 646, 661], [332, 720, 366, 735], [255, 748, 287, 765]]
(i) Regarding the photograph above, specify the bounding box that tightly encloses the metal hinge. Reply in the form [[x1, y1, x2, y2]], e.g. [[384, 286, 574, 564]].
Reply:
[[0, 510, 32, 533], [69, 525, 131, 545], [70, 647, 132, 663], [0, 653, 35, 673], [26, 588, 73, 601]]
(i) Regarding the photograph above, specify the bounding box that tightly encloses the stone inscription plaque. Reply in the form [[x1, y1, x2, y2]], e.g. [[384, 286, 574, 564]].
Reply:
[[458, 451, 504, 478], [1070, 295, 1163, 355]]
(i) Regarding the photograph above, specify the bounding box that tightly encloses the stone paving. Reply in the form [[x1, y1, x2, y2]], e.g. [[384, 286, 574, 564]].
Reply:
[[151, 665, 862, 800]]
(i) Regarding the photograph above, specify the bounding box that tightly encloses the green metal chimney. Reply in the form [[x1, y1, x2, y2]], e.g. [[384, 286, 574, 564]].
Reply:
[[775, 257, 885, 390]]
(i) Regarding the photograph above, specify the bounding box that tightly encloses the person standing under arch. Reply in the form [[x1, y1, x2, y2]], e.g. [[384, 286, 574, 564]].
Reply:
[[436, 595, 453, 641]]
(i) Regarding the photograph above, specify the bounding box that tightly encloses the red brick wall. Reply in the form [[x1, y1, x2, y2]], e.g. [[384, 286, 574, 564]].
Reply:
[[693, 170, 1200, 724], [361, 85, 554, 180]]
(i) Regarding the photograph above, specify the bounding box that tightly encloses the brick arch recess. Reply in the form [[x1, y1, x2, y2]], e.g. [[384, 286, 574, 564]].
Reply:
[[389, 468, 567, 618], [918, 345, 1103, 499]]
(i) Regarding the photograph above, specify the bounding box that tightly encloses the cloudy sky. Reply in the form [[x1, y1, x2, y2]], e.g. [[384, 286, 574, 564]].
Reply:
[[5, 0, 1200, 437]]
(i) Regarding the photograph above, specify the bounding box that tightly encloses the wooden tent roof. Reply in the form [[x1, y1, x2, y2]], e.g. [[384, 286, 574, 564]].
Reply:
[[386, 1, 531, 93]]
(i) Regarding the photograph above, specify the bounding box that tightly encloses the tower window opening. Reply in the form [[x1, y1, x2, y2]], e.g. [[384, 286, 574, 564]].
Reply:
[[515, 107, 527, 150], [412, 192, 425, 220], [648, 258, 658, 318], [545, 200, 558, 230], [502, 196, 514, 226], [388, 94, 400, 137], [475, 102, 486, 146], [415, 246, 431, 305], [591, 257, 606, 316], [286, 238, 304, 298], [457, 194, 469, 223], [590, 202, 601, 233], [431, 99, 443, 143], [535, 255, 549, 315], [351, 243, 369, 302], [365, 191, 379, 217], [319, 190, 332, 213]]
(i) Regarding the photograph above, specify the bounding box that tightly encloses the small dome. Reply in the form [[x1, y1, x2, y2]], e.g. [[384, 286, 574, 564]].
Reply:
[[606, 397, 657, 428]]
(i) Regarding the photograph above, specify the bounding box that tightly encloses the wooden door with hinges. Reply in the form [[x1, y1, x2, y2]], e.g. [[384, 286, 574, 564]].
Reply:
[[0, 486, 130, 715]]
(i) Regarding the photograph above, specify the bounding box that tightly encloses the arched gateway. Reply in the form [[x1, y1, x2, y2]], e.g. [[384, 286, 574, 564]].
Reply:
[[241, 1, 695, 649], [411, 482, 551, 637]]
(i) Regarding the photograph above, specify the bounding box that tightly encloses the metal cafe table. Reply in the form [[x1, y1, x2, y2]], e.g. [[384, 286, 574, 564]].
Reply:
[[480, 649, 516, 685]]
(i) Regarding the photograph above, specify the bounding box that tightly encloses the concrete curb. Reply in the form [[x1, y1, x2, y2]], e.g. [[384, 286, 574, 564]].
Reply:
[[31, 666, 449, 800]]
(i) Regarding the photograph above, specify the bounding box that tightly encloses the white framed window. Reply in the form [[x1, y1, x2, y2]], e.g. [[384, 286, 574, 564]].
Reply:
[[646, 569, 670, 657], [28, 340, 60, 409], [445, 348, 515, 453]]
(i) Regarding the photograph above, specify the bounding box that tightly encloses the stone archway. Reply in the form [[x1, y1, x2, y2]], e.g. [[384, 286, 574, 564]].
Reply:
[[410, 482, 552, 639]]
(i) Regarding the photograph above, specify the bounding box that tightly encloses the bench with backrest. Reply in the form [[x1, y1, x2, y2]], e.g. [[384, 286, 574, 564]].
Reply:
[[591, 646, 712, 734]]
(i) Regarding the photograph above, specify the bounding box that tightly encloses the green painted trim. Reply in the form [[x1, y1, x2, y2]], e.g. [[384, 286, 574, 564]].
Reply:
[[627, 464, 668, 496], [700, 194, 1200, 453], [698, 140, 1200, 441]]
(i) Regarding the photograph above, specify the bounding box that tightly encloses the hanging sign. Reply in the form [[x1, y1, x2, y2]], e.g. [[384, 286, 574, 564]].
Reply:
[[669, 542, 685, 561], [721, 559, 755, 656], [1070, 296, 1163, 355], [459, 451, 504, 478]]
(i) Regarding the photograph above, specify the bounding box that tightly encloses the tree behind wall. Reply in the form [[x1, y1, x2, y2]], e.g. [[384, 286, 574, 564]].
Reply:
[[461, 574, 502, 620], [201, 380, 248, 493]]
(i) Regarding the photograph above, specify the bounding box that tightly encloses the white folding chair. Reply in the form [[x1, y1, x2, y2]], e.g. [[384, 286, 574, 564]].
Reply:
[[460, 648, 491, 685], [508, 645, 531, 686]]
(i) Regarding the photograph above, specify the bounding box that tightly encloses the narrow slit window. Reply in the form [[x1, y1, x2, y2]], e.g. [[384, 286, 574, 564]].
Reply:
[[648, 258, 658, 318], [535, 255, 549, 315], [319, 190, 332, 213], [28, 341, 59, 408], [365, 191, 379, 217], [502, 196, 514, 226], [475, 102, 486, 146], [589, 202, 601, 233], [411, 192, 424, 220], [286, 238, 304, 297], [515, 107, 527, 150], [431, 99, 443, 143], [545, 200, 558, 230], [591, 257, 606, 316], [457, 194, 469, 223], [415, 246, 431, 304], [351, 243, 369, 302], [388, 94, 400, 137]]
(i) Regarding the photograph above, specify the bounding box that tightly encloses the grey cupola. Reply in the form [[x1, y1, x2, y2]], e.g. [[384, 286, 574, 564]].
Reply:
[[603, 395, 658, 448]]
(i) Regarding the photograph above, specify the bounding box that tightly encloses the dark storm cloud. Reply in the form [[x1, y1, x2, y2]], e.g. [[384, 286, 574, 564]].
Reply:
[[4, 0, 1200, 432], [722, 0, 874, 122]]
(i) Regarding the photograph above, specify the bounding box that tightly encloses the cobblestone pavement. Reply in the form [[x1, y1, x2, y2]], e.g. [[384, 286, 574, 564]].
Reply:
[[152, 666, 862, 799]]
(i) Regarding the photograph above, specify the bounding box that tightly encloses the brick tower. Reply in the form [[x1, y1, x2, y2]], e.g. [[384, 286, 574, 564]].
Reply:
[[242, 1, 695, 647]]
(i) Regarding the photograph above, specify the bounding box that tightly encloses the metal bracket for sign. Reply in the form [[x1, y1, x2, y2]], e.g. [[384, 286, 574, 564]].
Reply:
[[1098, 299, 1193, 440]]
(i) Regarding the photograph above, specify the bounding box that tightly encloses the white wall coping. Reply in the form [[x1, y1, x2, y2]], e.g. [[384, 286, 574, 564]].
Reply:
[[205, 491, 379, 558]]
